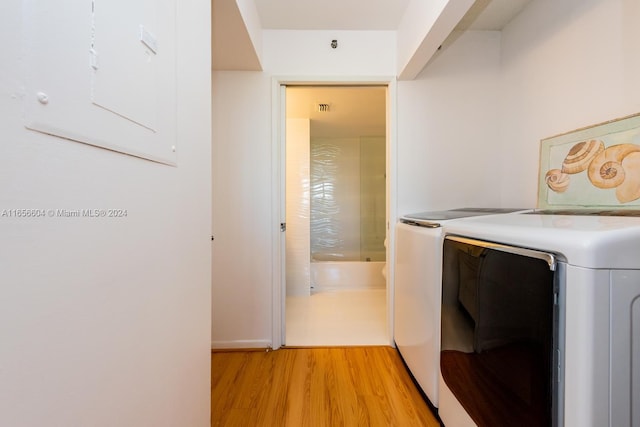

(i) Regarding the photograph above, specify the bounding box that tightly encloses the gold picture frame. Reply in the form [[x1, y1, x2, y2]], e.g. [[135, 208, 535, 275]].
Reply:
[[538, 112, 640, 209]]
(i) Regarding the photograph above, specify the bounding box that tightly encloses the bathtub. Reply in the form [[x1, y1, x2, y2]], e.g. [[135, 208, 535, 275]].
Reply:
[[310, 257, 386, 290]]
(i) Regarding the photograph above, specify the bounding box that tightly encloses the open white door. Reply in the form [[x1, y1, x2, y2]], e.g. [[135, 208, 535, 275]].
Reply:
[[271, 77, 398, 350]]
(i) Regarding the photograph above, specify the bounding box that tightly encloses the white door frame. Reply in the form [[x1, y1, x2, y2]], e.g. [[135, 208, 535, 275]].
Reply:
[[270, 76, 398, 350]]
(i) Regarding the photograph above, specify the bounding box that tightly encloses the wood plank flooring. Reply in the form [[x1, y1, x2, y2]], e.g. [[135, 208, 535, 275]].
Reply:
[[212, 346, 441, 427]]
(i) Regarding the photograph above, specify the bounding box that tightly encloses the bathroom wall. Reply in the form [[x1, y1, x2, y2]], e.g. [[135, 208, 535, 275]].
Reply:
[[309, 136, 386, 262], [360, 136, 386, 262], [286, 118, 311, 296], [310, 137, 361, 261]]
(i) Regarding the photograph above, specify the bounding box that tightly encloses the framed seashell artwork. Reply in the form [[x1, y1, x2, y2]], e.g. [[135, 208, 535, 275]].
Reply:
[[538, 112, 640, 209]]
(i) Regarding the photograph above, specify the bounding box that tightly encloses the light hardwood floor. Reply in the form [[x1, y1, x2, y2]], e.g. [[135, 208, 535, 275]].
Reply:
[[212, 346, 441, 426]]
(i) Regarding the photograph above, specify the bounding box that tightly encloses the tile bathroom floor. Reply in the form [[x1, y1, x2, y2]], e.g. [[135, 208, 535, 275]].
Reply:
[[285, 288, 388, 347]]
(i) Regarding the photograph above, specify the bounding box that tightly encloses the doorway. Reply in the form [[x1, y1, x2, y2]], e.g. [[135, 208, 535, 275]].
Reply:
[[281, 84, 391, 346]]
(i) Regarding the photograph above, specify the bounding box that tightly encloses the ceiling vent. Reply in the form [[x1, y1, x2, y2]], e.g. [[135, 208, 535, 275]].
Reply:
[[317, 103, 330, 112]]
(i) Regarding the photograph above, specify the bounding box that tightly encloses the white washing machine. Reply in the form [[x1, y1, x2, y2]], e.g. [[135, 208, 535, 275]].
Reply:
[[393, 208, 527, 409], [438, 210, 640, 427]]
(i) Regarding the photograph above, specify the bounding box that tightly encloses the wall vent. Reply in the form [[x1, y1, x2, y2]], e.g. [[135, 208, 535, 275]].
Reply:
[[317, 103, 330, 112]]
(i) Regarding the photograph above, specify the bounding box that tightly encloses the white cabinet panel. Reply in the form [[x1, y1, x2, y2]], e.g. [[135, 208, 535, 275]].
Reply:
[[22, 0, 176, 165], [92, 0, 158, 130]]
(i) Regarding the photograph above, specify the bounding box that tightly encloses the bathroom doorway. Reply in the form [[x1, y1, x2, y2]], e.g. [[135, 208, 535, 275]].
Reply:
[[283, 85, 389, 346]]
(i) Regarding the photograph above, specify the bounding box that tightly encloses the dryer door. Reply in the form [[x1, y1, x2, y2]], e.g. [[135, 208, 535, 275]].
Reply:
[[440, 236, 558, 427]]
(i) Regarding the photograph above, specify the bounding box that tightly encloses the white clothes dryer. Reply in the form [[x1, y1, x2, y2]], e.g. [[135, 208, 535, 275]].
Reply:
[[438, 210, 640, 427], [393, 208, 528, 409]]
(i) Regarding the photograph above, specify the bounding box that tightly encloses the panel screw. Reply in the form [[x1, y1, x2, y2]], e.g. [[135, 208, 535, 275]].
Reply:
[[331, 40, 338, 49], [36, 92, 49, 105]]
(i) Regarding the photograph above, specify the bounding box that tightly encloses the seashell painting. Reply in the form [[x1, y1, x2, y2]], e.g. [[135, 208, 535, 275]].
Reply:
[[561, 139, 604, 174], [538, 113, 640, 209], [545, 169, 571, 193]]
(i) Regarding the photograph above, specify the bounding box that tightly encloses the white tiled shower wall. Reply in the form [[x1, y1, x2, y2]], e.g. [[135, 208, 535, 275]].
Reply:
[[287, 134, 386, 293]]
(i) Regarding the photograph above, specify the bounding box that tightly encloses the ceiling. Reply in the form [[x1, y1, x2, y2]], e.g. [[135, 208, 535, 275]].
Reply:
[[216, 0, 533, 134], [286, 86, 386, 139], [213, 0, 532, 71], [254, 0, 409, 31], [254, 0, 532, 31], [264, 0, 532, 137]]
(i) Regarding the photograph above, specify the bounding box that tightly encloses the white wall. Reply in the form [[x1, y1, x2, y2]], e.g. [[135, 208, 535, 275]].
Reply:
[[0, 1, 212, 426], [498, 0, 640, 207], [211, 71, 273, 348], [211, 31, 395, 347], [262, 30, 396, 75], [397, 30, 504, 215], [396, 0, 640, 214]]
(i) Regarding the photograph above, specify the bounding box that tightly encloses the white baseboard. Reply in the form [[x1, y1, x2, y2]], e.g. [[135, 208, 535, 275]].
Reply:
[[211, 339, 272, 350]]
